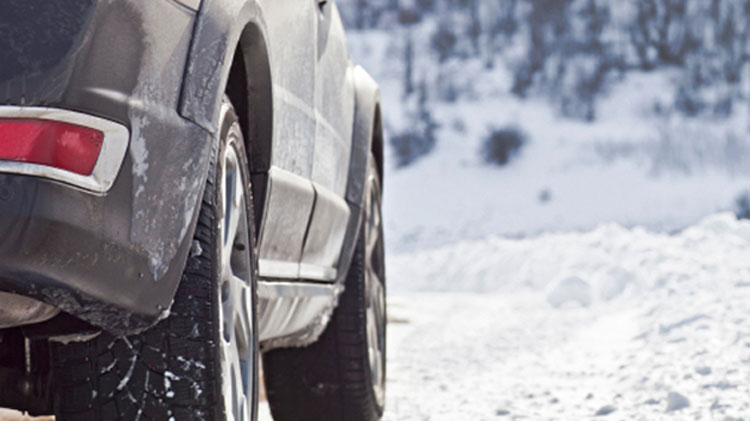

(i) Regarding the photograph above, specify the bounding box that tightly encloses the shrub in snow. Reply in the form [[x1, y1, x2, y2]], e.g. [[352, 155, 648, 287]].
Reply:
[[594, 405, 616, 416], [673, 84, 705, 117], [538, 188, 551, 204], [390, 81, 439, 168], [481, 126, 526, 166], [695, 366, 711, 376], [734, 191, 750, 220], [391, 131, 436, 168]]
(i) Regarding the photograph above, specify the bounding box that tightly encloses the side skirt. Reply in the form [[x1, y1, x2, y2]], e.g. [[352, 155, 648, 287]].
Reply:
[[257, 280, 341, 351]]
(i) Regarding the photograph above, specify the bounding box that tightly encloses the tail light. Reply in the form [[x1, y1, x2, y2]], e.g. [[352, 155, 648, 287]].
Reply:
[[0, 107, 129, 193], [0, 119, 104, 176]]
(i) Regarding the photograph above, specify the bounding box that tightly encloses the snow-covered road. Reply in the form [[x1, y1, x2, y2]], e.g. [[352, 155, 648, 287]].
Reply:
[[381, 213, 750, 420], [261, 213, 750, 420], [384, 291, 749, 420]]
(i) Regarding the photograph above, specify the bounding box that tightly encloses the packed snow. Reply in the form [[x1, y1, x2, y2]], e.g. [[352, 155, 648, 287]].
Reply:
[[382, 213, 750, 420], [260, 214, 750, 420]]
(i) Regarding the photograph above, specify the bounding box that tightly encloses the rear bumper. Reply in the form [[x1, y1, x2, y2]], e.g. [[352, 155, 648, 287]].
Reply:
[[0, 1, 216, 335], [0, 166, 196, 335]]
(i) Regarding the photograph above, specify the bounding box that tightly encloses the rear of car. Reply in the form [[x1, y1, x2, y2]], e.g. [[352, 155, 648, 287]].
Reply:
[[0, 1, 221, 416], [0, 0, 208, 333], [0, 1, 388, 419]]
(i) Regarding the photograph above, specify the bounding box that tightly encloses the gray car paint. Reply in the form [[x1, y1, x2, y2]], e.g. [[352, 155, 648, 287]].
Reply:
[[0, 0, 208, 334], [0, 0, 382, 345]]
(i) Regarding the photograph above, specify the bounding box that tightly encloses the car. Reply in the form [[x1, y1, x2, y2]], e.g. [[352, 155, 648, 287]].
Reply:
[[0, 1, 386, 420]]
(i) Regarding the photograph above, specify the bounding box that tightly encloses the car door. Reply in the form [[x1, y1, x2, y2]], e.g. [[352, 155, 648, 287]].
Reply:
[[299, 0, 356, 281], [255, 0, 319, 279]]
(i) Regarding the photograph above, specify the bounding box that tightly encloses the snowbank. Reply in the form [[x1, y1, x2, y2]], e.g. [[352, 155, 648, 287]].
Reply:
[[382, 214, 750, 419], [388, 212, 750, 298]]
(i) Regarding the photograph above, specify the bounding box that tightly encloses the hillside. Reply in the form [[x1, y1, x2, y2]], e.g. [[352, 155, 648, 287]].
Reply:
[[335, 0, 750, 252]]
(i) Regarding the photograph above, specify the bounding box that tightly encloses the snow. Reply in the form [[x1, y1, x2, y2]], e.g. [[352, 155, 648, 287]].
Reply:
[[256, 214, 750, 420], [595, 405, 617, 416], [116, 354, 138, 392], [375, 213, 750, 419], [379, 80, 750, 253], [343, 26, 750, 254], [665, 392, 690, 412]]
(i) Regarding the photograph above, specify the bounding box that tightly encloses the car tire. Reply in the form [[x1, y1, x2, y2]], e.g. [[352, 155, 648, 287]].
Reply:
[[49, 98, 259, 421], [263, 152, 387, 421]]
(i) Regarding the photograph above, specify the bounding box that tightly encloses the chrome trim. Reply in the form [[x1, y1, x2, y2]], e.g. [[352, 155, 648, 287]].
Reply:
[[298, 263, 337, 281], [0, 106, 129, 194], [258, 259, 300, 279], [257, 280, 340, 346], [258, 260, 338, 282]]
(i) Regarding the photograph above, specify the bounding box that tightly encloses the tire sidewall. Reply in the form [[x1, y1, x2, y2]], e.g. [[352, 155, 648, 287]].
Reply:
[[213, 102, 259, 421], [362, 153, 387, 417]]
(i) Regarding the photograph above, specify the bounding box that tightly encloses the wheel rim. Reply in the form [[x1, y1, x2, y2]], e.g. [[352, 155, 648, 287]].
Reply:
[[218, 136, 255, 421], [364, 159, 386, 407]]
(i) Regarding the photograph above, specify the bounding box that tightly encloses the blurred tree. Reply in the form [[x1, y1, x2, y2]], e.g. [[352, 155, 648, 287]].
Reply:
[[467, 0, 482, 54], [512, 0, 573, 96], [336, 0, 750, 167], [431, 24, 458, 63], [403, 30, 415, 97], [390, 79, 439, 167]]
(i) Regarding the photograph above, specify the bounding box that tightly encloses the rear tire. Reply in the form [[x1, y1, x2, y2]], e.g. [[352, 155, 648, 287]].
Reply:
[[264, 153, 386, 421], [49, 99, 259, 421]]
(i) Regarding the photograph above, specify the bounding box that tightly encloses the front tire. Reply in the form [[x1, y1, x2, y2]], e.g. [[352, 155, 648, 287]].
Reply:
[[49, 99, 258, 421], [263, 153, 387, 421]]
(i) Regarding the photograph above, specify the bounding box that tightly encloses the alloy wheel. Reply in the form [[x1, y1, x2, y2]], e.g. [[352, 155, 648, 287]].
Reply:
[[217, 135, 255, 421]]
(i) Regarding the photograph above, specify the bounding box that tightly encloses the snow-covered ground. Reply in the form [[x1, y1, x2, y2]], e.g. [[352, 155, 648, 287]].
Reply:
[[259, 214, 750, 420], [377, 69, 750, 254], [344, 29, 750, 254], [333, 19, 750, 420], [381, 213, 750, 420], [339, 11, 750, 417]]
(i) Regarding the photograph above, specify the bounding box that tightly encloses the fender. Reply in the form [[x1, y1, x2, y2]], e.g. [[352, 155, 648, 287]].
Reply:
[[179, 0, 271, 140], [179, 0, 274, 230], [336, 65, 382, 287]]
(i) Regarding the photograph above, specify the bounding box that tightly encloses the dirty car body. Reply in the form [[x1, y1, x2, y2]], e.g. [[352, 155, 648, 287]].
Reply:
[[0, 0, 387, 417], [0, 0, 382, 341]]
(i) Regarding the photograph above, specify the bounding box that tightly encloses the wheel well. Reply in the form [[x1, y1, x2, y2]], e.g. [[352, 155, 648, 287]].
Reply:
[[225, 23, 273, 235]]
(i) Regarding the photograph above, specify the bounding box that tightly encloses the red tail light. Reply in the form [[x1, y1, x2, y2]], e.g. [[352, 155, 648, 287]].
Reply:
[[0, 118, 104, 176]]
